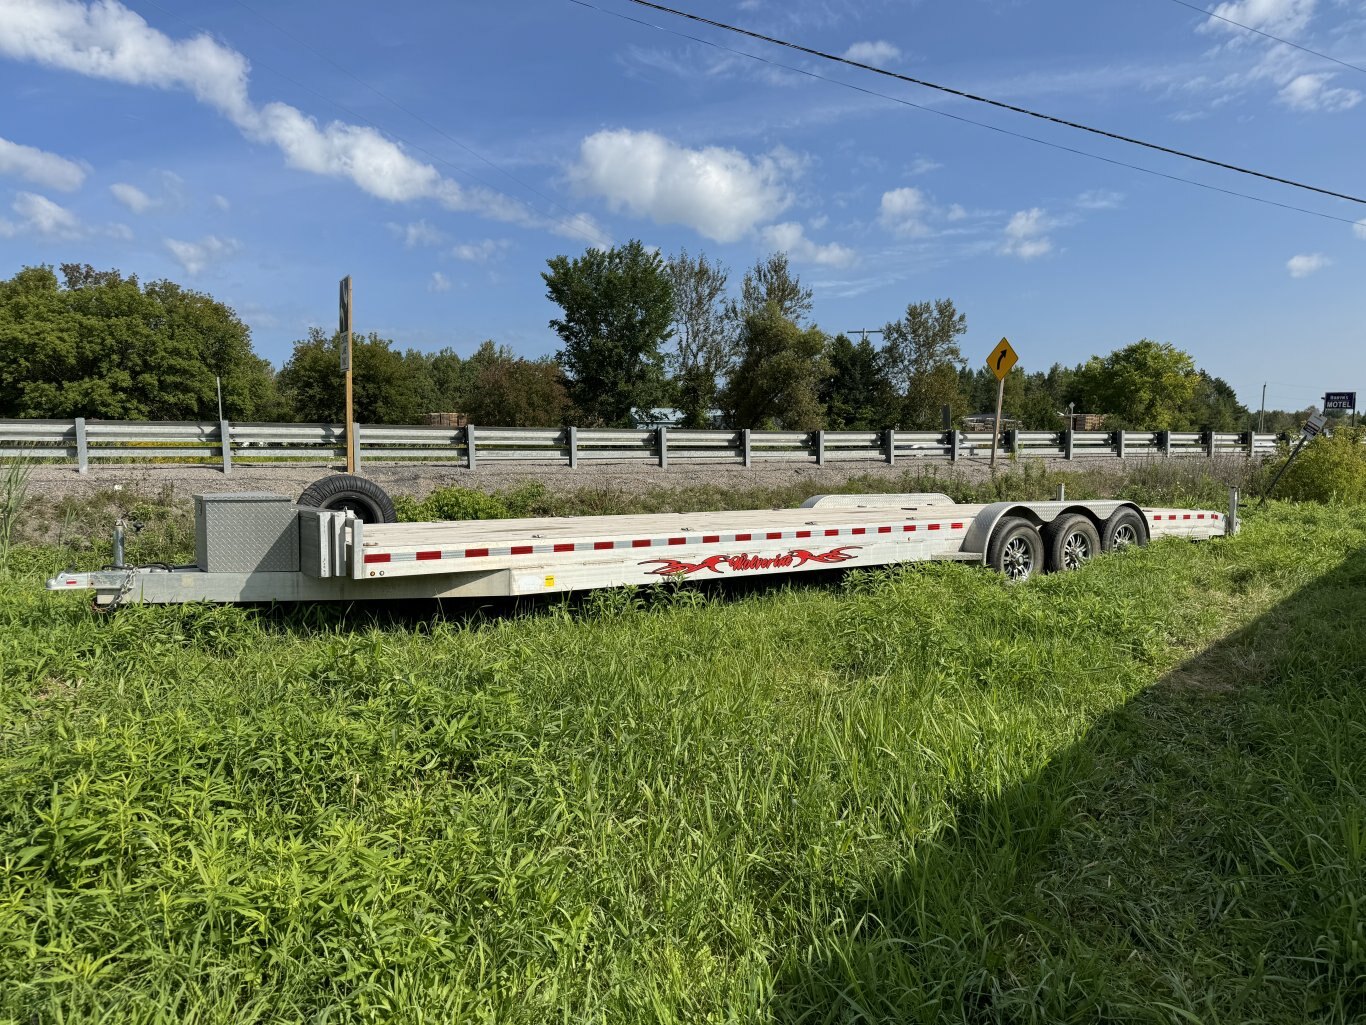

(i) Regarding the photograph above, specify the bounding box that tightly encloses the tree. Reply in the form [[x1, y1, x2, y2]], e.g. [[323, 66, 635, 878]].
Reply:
[[665, 249, 736, 427], [722, 304, 829, 430], [277, 328, 436, 424], [737, 251, 813, 324], [0, 263, 279, 420], [1184, 372, 1248, 431], [464, 351, 572, 427], [881, 298, 967, 429], [821, 334, 897, 428], [544, 240, 673, 426], [1068, 340, 1199, 430]]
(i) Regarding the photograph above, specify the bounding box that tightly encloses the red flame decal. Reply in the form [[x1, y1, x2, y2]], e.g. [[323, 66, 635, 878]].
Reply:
[[642, 545, 861, 577]]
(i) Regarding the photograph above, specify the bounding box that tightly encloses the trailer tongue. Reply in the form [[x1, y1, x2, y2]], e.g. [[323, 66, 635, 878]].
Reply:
[[46, 486, 1232, 607]]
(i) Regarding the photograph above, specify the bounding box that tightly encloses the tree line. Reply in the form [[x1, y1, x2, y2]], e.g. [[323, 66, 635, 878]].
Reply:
[[0, 256, 1325, 434]]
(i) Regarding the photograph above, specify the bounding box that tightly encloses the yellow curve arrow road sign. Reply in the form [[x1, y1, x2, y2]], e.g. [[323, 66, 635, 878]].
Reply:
[[987, 337, 1018, 381]]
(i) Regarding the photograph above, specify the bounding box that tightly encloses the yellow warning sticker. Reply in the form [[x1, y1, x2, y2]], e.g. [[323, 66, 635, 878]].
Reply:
[[544, 575, 556, 588]]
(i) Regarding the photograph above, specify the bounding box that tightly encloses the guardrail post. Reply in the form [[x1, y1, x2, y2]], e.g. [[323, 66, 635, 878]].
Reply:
[[884, 427, 895, 465], [568, 426, 578, 469], [815, 430, 826, 466], [1226, 487, 1240, 536], [658, 425, 669, 469], [1115, 430, 1126, 459], [742, 428, 752, 468], [1243, 430, 1254, 458], [466, 425, 477, 470], [1005, 428, 1018, 457], [948, 429, 959, 463], [1055, 483, 1066, 501], [1064, 429, 1075, 460], [350, 422, 362, 472], [1160, 430, 1172, 458], [219, 419, 233, 475], [1204, 429, 1216, 458], [74, 417, 88, 474]]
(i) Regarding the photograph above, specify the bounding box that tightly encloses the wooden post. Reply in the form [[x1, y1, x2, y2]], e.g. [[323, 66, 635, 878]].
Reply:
[[1115, 429, 1126, 460], [1161, 430, 1172, 458], [340, 275, 355, 475], [74, 417, 88, 474], [989, 377, 1004, 467], [1064, 428, 1075, 460], [885, 427, 896, 465]]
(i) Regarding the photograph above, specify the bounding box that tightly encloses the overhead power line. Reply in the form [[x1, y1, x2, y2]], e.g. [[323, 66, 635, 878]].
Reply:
[[569, 0, 1363, 226], [1162, 0, 1366, 77], [617, 0, 1366, 208]]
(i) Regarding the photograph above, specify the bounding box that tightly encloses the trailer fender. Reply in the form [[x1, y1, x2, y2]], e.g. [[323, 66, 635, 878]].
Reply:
[[961, 501, 1137, 564]]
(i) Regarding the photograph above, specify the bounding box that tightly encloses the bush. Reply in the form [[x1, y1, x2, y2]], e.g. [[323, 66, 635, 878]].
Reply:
[[1273, 427, 1366, 504], [395, 482, 553, 522]]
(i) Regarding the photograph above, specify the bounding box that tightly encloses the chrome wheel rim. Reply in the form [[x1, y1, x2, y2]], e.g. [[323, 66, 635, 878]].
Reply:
[[1062, 532, 1092, 570], [1002, 537, 1034, 580], [1111, 523, 1138, 549]]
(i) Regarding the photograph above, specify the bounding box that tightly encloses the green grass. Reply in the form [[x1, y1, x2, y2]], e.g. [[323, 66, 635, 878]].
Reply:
[[0, 502, 1362, 1023]]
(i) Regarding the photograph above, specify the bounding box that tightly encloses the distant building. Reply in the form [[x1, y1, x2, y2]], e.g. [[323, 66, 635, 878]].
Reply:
[[632, 408, 723, 428], [423, 412, 469, 428], [960, 413, 1022, 432]]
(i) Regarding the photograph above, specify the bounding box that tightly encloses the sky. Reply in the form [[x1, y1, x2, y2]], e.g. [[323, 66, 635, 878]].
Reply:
[[0, 0, 1363, 416]]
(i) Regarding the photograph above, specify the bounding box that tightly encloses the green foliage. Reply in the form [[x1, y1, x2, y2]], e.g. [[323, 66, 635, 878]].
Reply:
[[820, 334, 897, 429], [1, 506, 1362, 1022], [395, 482, 553, 522], [665, 249, 736, 427], [277, 328, 437, 424], [722, 304, 830, 429], [736, 251, 814, 323], [1273, 427, 1366, 503], [461, 343, 571, 427], [1070, 339, 1200, 430], [544, 240, 674, 426], [881, 298, 967, 429], [0, 264, 280, 420]]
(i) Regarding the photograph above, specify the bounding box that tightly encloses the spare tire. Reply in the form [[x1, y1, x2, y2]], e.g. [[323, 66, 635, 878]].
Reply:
[[297, 474, 396, 523]]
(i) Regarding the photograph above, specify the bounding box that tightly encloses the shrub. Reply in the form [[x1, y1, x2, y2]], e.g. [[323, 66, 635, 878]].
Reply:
[[1273, 427, 1366, 504]]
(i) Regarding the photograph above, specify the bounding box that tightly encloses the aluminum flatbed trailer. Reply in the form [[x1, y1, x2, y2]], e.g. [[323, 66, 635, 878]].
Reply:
[[47, 487, 1234, 607]]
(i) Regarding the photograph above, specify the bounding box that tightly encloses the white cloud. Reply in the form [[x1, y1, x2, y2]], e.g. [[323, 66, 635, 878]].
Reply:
[[1000, 208, 1055, 259], [1277, 72, 1361, 111], [1076, 189, 1124, 210], [0, 0, 587, 233], [428, 271, 451, 293], [0, 135, 85, 191], [164, 234, 238, 274], [0, 191, 82, 238], [945, 203, 968, 222], [1355, 218, 1366, 241], [452, 238, 510, 262], [878, 186, 930, 236], [758, 222, 855, 267], [1286, 252, 1329, 277], [842, 40, 900, 66], [389, 219, 445, 248], [211, 193, 230, 211], [569, 129, 795, 243], [109, 181, 154, 213], [907, 157, 942, 175], [1200, 0, 1317, 39]]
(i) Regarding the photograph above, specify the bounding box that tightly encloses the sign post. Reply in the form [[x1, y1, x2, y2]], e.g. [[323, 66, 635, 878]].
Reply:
[[340, 275, 354, 473], [985, 337, 1018, 467], [1259, 412, 1327, 508]]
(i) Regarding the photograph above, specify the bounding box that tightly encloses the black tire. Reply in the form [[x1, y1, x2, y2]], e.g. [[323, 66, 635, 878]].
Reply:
[[1044, 514, 1101, 573], [1101, 507, 1149, 552], [297, 474, 396, 523], [986, 517, 1043, 582]]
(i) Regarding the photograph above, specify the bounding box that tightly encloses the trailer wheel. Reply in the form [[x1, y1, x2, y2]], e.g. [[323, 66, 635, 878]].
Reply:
[[1044, 514, 1101, 573], [297, 474, 397, 523], [1101, 508, 1148, 552], [987, 517, 1043, 581]]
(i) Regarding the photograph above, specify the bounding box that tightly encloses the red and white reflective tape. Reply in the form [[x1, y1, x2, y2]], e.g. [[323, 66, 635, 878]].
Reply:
[[362, 520, 968, 565], [1150, 512, 1219, 522]]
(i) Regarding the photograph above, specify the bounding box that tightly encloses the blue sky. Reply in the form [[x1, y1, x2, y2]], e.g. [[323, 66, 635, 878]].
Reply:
[[1, 0, 1362, 415]]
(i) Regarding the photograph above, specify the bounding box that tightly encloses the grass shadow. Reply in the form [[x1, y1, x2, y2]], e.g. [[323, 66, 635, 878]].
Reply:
[[774, 545, 1366, 1024]]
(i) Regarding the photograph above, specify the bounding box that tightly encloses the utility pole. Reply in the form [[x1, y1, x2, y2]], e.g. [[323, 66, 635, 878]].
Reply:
[[340, 275, 355, 474], [1258, 383, 1266, 434], [847, 328, 884, 344]]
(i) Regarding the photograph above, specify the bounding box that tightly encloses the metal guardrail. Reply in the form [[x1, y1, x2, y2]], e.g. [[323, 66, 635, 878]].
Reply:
[[0, 418, 1289, 473]]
